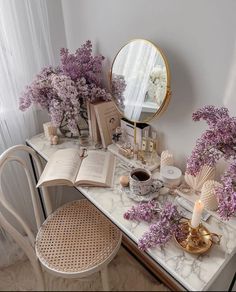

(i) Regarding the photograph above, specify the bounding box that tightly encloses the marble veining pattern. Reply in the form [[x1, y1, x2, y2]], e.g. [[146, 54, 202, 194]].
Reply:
[[26, 134, 236, 291]]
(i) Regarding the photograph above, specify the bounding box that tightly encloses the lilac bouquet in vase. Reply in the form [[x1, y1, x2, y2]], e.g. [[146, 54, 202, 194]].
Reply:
[[186, 105, 236, 220], [19, 41, 111, 138]]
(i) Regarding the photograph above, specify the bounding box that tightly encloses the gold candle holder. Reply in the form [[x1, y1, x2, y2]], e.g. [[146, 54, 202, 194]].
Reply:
[[175, 219, 221, 254]]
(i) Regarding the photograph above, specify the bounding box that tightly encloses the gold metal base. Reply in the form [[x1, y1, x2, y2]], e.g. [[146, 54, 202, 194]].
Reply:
[[174, 219, 221, 255]]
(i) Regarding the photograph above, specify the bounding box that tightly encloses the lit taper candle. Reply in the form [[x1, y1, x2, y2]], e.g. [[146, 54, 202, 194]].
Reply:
[[191, 200, 204, 228]]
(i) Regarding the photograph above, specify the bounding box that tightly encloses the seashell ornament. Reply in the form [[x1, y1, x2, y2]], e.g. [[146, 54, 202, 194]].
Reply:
[[200, 180, 222, 211], [160, 150, 174, 169], [184, 165, 215, 192]]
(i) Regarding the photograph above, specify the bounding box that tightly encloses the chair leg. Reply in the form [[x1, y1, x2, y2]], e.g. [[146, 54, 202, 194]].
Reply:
[[30, 259, 45, 291], [100, 266, 110, 291]]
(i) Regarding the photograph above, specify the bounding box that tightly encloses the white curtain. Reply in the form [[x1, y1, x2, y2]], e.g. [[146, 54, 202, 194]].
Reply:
[[0, 0, 55, 268]]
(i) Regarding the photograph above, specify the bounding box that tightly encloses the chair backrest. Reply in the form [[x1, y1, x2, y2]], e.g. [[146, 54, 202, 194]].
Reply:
[[0, 145, 50, 290], [0, 145, 52, 246]]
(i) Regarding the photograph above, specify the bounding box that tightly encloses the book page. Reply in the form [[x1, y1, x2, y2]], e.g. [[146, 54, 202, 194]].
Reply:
[[75, 150, 115, 187], [37, 148, 81, 187]]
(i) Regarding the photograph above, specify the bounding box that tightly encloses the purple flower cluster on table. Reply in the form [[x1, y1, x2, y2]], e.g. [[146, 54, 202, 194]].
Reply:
[[186, 105, 236, 220], [19, 41, 111, 136], [124, 200, 160, 223], [124, 201, 183, 251]]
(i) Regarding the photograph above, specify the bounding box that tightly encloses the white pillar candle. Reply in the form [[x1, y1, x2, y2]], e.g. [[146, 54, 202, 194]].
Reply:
[[191, 200, 204, 228]]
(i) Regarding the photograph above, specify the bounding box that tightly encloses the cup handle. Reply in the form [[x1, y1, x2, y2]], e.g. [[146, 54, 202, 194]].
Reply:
[[210, 233, 222, 245]]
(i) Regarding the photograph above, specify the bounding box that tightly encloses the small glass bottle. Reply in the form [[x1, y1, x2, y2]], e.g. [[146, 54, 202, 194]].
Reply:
[[149, 130, 158, 153], [133, 143, 139, 160], [141, 128, 149, 152], [149, 131, 159, 165]]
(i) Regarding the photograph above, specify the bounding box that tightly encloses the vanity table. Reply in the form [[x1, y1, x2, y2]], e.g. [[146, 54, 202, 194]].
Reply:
[[26, 133, 236, 292]]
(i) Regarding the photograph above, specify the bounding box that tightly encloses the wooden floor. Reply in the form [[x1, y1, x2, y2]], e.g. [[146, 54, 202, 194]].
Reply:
[[0, 247, 169, 291]]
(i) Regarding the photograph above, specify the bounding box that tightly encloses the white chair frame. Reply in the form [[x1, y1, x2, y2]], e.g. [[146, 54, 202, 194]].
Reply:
[[0, 145, 121, 291]]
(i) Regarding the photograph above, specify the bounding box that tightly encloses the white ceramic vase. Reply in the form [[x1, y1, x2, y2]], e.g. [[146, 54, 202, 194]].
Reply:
[[184, 165, 215, 192]]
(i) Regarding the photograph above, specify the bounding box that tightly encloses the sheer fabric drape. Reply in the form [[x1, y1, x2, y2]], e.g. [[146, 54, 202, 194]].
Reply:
[[0, 0, 57, 268], [113, 42, 165, 121], [0, 0, 54, 150]]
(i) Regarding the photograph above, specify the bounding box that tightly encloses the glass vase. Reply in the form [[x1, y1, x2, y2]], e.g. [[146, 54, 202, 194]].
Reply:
[[59, 102, 90, 139]]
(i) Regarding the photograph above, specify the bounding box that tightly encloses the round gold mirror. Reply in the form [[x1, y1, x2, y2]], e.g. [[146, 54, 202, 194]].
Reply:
[[110, 39, 171, 123]]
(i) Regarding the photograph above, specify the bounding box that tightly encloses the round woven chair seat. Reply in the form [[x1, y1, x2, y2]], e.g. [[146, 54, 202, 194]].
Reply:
[[35, 200, 122, 275]]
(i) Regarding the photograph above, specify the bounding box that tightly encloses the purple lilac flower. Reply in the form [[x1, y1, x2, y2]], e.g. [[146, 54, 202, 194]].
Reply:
[[186, 106, 236, 176], [217, 160, 236, 220], [124, 200, 160, 223], [192, 105, 230, 127], [88, 83, 112, 103], [50, 74, 81, 134], [111, 74, 126, 110], [60, 40, 104, 86], [186, 105, 236, 220], [138, 203, 182, 250], [19, 67, 56, 111], [19, 41, 111, 135], [124, 201, 182, 250]]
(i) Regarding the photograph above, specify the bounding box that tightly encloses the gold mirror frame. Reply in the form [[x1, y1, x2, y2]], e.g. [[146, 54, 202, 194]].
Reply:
[[109, 39, 171, 124]]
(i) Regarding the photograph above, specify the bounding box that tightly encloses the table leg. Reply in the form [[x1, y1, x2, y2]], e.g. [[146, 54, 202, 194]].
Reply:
[[229, 272, 236, 292]]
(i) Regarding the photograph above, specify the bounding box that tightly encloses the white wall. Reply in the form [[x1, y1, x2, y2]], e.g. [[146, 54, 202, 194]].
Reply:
[[61, 0, 236, 171]]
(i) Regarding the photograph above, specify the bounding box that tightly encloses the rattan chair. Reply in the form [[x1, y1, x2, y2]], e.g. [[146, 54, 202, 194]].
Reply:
[[0, 145, 122, 291]]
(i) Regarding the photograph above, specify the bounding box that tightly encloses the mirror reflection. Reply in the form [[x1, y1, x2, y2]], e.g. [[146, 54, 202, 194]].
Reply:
[[111, 39, 169, 123]]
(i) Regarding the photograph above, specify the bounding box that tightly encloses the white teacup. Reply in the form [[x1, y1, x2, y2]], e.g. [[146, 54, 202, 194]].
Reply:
[[129, 168, 153, 196]]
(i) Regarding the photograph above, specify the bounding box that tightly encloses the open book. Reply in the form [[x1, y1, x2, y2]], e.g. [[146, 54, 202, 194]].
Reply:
[[37, 149, 116, 188]]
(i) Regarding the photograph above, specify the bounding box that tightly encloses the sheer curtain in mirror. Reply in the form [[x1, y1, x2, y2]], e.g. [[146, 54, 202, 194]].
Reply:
[[112, 41, 165, 121]]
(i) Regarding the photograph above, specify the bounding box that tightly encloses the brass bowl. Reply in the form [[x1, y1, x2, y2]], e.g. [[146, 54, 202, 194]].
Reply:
[[174, 219, 221, 255]]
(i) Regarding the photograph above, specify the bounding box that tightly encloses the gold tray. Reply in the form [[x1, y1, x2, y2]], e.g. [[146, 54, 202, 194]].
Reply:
[[174, 219, 221, 255]]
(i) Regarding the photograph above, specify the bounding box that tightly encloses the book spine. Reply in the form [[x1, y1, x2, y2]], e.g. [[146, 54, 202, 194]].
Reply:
[[95, 106, 106, 148], [86, 101, 92, 139], [90, 103, 101, 144]]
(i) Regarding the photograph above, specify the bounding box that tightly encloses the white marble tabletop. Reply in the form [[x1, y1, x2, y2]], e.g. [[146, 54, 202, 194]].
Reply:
[[26, 133, 236, 291]]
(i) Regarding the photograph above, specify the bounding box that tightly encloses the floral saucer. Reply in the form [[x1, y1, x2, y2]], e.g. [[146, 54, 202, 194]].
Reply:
[[119, 179, 164, 202]]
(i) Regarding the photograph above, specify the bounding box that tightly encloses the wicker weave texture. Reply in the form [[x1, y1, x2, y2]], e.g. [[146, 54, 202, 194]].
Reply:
[[35, 200, 121, 274]]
